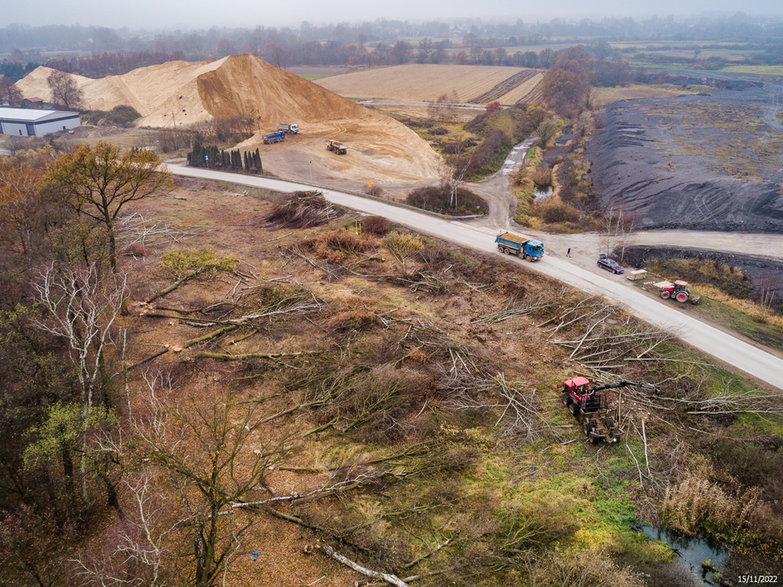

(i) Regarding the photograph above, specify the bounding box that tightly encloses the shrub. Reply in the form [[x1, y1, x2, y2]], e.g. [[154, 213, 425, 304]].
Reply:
[[538, 200, 581, 224], [306, 229, 375, 264], [407, 186, 488, 216], [125, 243, 149, 258], [530, 167, 552, 187], [361, 215, 390, 236], [81, 104, 141, 126], [456, 129, 512, 179], [160, 247, 238, 279], [365, 185, 384, 197], [383, 232, 424, 273]]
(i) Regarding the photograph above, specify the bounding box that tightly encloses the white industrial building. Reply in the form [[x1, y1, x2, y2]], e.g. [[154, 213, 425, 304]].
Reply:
[[0, 107, 81, 137]]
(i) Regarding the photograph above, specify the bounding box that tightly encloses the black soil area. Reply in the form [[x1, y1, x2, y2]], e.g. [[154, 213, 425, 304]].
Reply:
[[621, 245, 783, 311], [588, 85, 783, 233]]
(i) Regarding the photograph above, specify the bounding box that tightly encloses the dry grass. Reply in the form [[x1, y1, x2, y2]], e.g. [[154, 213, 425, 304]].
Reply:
[[662, 471, 764, 539], [590, 84, 710, 108], [694, 284, 783, 329]]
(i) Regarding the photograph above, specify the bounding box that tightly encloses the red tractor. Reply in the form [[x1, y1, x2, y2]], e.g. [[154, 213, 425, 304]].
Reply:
[[657, 280, 700, 304], [561, 377, 626, 444]]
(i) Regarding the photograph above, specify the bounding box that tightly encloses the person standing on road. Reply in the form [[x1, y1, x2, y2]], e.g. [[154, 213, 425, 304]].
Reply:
[[566, 247, 572, 257]]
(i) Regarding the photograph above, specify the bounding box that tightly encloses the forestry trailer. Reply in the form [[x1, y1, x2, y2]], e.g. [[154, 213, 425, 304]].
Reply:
[[561, 377, 648, 444], [495, 232, 545, 261], [326, 139, 348, 155]]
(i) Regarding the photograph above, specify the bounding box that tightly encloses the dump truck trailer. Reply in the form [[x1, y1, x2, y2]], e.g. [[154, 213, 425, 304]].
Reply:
[[495, 232, 544, 261], [263, 130, 286, 144], [326, 140, 347, 155]]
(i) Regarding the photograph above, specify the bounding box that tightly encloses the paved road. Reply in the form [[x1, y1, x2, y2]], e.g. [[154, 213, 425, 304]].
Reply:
[[169, 164, 783, 391]]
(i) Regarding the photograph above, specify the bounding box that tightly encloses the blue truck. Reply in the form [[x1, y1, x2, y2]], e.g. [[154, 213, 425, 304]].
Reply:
[[263, 130, 286, 144], [495, 231, 545, 261]]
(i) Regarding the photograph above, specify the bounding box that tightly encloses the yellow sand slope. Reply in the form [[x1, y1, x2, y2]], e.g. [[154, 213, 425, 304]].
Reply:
[[16, 55, 443, 185]]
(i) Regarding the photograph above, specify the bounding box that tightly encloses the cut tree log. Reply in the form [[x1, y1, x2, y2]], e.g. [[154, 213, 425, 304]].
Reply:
[[196, 350, 321, 361], [317, 543, 409, 587]]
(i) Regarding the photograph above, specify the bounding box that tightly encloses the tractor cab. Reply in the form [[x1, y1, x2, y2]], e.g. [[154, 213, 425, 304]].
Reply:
[[562, 377, 604, 415], [563, 376, 591, 399], [561, 376, 620, 444]]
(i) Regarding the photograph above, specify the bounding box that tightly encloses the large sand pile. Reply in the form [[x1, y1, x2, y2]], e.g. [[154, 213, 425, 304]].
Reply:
[[16, 54, 443, 185]]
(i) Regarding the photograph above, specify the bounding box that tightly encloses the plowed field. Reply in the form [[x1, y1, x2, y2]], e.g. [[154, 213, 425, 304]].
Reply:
[[315, 64, 543, 105]]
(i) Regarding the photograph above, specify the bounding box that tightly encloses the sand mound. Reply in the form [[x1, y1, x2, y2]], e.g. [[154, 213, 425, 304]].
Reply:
[[17, 55, 443, 186]]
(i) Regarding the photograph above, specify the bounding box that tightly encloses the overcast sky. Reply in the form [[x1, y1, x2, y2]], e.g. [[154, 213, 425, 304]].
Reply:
[[6, 0, 783, 29]]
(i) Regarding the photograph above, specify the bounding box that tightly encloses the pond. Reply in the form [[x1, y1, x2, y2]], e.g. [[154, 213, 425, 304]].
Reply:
[[641, 525, 728, 586], [534, 185, 553, 199]]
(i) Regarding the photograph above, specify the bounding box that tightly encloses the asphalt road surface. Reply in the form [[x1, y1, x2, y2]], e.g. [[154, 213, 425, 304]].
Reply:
[[169, 164, 783, 391]]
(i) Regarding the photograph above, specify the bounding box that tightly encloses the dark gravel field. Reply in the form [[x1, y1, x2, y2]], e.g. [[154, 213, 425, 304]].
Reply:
[[588, 85, 783, 233]]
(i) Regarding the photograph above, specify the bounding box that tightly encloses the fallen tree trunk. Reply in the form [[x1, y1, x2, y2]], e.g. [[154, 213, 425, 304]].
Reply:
[[318, 543, 409, 587], [146, 269, 203, 303], [196, 350, 321, 361], [180, 325, 240, 349]]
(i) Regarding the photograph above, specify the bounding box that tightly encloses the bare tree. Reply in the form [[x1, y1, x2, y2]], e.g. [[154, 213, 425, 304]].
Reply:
[[0, 77, 22, 106], [72, 473, 175, 587], [131, 376, 287, 586], [32, 263, 127, 501], [46, 70, 83, 110], [601, 204, 636, 262]]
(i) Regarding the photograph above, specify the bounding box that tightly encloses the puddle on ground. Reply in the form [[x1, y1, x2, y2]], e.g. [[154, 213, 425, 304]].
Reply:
[[641, 525, 727, 586], [534, 185, 553, 199]]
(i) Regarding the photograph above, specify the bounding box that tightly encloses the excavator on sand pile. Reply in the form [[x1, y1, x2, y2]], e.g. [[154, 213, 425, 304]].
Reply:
[[561, 377, 656, 444]]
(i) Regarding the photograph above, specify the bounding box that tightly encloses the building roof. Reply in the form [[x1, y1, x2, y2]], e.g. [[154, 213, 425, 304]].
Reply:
[[0, 107, 80, 123]]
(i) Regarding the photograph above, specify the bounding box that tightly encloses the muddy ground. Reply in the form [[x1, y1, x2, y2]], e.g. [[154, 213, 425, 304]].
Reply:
[[588, 85, 783, 233]]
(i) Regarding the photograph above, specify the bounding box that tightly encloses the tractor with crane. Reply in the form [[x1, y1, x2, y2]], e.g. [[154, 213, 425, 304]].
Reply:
[[561, 377, 656, 444]]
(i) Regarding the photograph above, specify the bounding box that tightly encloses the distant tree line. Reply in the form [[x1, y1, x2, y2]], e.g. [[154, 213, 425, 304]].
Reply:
[[45, 50, 188, 78], [187, 141, 263, 174]]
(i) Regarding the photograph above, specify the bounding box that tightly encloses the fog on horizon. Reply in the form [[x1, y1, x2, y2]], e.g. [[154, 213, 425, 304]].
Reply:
[[5, 0, 783, 31]]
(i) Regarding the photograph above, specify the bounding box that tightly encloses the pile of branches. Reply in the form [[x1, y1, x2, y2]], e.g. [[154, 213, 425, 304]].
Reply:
[[265, 191, 344, 229], [543, 296, 671, 375]]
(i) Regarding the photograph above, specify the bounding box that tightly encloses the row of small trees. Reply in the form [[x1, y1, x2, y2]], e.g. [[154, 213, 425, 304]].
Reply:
[[187, 141, 263, 174]]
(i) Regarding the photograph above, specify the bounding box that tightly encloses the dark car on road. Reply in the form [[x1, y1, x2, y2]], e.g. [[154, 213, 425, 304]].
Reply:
[[597, 255, 624, 274]]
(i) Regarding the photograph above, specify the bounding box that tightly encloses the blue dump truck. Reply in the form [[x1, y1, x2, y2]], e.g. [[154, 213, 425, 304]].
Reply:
[[263, 130, 286, 144], [495, 231, 545, 261]]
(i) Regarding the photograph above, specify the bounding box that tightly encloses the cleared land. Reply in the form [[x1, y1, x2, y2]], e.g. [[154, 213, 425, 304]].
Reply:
[[102, 177, 782, 585], [315, 64, 543, 105]]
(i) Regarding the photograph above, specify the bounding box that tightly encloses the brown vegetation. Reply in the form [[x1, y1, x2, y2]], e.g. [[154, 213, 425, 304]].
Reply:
[[1, 170, 781, 585]]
